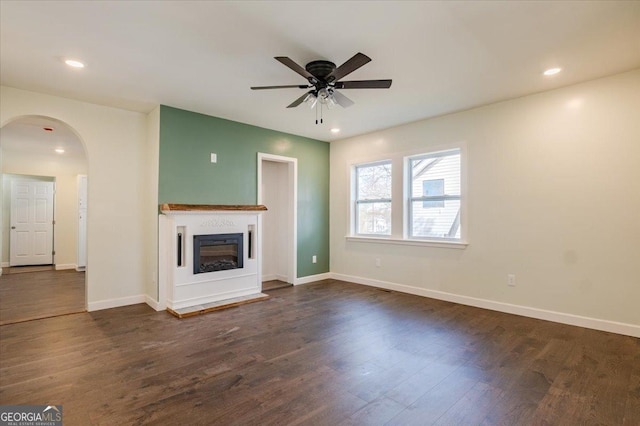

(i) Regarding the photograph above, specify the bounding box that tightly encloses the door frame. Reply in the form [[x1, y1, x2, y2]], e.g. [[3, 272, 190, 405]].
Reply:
[[257, 153, 297, 284]]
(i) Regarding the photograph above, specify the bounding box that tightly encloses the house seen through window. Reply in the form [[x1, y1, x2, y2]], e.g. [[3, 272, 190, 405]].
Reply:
[[422, 179, 445, 208], [408, 149, 461, 240]]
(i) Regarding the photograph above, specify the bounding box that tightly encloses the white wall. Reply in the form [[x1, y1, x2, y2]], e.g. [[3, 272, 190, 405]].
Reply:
[[330, 70, 640, 334], [145, 107, 160, 303], [2, 150, 87, 267], [262, 160, 289, 282], [0, 86, 153, 309]]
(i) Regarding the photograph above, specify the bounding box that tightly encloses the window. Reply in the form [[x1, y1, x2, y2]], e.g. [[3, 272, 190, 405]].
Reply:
[[354, 161, 392, 235], [408, 149, 461, 240], [349, 147, 465, 247]]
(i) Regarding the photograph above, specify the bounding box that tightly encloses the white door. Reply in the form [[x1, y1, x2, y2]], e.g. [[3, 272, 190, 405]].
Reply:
[[10, 180, 55, 266]]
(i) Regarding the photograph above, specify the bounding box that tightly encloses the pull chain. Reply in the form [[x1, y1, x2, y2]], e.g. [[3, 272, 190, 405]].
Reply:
[[314, 100, 324, 125]]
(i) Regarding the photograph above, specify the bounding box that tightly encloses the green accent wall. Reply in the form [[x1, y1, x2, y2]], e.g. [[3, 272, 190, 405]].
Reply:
[[159, 105, 329, 278]]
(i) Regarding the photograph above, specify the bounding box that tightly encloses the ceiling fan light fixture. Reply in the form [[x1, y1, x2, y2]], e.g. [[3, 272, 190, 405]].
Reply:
[[304, 93, 318, 109], [317, 88, 338, 109], [327, 93, 338, 109], [317, 88, 330, 102]]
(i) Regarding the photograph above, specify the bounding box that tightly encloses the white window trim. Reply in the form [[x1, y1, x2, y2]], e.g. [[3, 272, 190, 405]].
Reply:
[[352, 159, 393, 237], [405, 147, 464, 242], [346, 142, 468, 249], [345, 235, 468, 249]]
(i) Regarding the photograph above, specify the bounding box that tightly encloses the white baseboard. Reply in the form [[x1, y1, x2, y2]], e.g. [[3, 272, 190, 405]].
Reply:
[[145, 295, 165, 311], [262, 274, 289, 282], [88, 294, 146, 312], [55, 264, 76, 270], [294, 272, 332, 286], [331, 273, 640, 338]]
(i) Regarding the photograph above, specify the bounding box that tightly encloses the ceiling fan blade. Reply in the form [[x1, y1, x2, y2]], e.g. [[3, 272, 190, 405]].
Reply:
[[275, 57, 317, 83], [286, 91, 311, 108], [334, 80, 392, 89], [332, 90, 355, 108], [251, 84, 310, 90], [326, 52, 371, 82]]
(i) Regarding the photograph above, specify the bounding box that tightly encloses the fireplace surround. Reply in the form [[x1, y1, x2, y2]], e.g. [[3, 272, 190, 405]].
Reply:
[[159, 204, 266, 312]]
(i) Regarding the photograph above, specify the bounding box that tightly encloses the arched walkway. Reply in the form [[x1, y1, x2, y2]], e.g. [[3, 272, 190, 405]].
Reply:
[[0, 115, 89, 324]]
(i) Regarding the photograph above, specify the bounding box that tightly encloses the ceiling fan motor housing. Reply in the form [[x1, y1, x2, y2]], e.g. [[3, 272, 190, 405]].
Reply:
[[305, 60, 336, 82]]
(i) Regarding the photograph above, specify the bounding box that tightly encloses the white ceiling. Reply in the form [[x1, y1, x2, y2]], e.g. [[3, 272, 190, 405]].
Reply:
[[1, 1, 639, 142], [0, 116, 86, 160]]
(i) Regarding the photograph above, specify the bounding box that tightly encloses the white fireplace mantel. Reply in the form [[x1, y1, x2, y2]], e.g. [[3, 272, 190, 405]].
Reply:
[[158, 204, 267, 314]]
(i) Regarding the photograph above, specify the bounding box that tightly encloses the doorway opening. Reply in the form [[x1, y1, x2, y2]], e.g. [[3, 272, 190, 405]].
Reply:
[[258, 153, 297, 292], [0, 115, 88, 325]]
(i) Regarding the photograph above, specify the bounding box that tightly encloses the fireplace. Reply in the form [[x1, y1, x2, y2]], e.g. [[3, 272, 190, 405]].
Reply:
[[160, 204, 266, 312], [193, 233, 243, 274]]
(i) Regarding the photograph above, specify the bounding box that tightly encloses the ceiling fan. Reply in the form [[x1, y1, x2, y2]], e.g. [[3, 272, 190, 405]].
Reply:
[[251, 52, 392, 123]]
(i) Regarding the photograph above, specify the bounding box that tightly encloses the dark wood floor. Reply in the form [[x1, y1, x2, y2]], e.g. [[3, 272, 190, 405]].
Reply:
[[0, 279, 638, 425], [0, 269, 85, 325]]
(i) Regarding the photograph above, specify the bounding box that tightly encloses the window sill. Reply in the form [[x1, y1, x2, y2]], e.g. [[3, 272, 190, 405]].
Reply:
[[345, 235, 468, 249]]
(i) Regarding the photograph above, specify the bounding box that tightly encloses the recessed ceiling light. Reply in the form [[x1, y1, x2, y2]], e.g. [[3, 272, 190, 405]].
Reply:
[[330, 128, 340, 133], [55, 148, 65, 154], [65, 59, 85, 68], [543, 67, 562, 76]]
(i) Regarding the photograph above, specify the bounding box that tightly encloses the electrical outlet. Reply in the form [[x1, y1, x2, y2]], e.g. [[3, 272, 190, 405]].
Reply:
[[507, 274, 516, 287], [312, 255, 317, 264], [375, 258, 381, 267]]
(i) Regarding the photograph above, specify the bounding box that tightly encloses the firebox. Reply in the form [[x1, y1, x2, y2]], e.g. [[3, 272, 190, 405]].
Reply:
[[193, 233, 243, 274]]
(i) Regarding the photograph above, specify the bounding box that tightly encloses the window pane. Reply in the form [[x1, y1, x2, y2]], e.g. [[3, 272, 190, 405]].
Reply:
[[357, 163, 392, 200], [422, 179, 444, 208], [357, 202, 391, 235], [411, 153, 460, 198], [411, 199, 461, 239]]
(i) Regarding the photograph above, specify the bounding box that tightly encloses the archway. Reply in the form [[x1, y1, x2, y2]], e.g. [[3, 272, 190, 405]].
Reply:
[[0, 115, 88, 324]]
